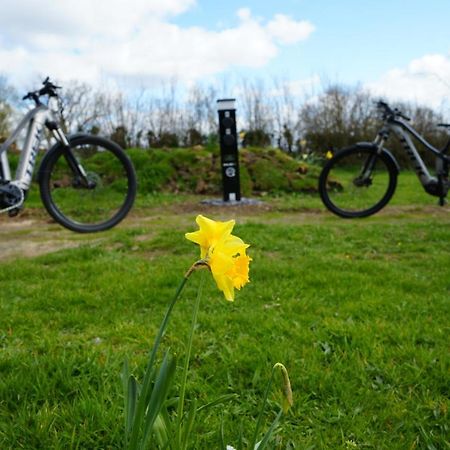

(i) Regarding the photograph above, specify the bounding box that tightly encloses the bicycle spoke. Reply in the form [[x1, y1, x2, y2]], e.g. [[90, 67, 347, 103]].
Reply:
[[41, 137, 136, 231], [320, 147, 397, 218]]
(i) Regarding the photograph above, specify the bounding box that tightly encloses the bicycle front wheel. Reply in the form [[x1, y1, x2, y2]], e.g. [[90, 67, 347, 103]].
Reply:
[[39, 136, 137, 232], [319, 146, 397, 218]]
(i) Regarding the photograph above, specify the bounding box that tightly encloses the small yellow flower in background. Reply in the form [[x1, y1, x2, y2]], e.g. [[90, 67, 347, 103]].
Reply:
[[326, 150, 333, 159], [185, 215, 251, 301]]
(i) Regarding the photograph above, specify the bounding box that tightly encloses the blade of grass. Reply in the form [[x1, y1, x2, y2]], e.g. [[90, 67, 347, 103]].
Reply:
[[152, 413, 169, 448], [181, 398, 197, 450], [196, 394, 238, 413], [249, 366, 276, 449], [121, 359, 139, 444], [126, 376, 138, 437], [121, 359, 131, 435], [219, 415, 226, 450], [254, 409, 282, 450], [141, 351, 177, 449]]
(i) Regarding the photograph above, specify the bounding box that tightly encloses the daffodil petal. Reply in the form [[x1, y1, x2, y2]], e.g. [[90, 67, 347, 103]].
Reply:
[[196, 215, 235, 235], [185, 230, 206, 246], [185, 231, 209, 258], [212, 272, 235, 301], [185, 215, 237, 259], [214, 236, 249, 257], [209, 248, 234, 275]]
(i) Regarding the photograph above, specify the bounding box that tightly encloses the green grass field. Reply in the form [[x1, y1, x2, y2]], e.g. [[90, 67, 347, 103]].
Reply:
[[0, 171, 449, 449]]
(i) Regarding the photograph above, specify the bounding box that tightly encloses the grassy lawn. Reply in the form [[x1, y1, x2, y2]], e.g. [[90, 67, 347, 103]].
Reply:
[[0, 171, 449, 449]]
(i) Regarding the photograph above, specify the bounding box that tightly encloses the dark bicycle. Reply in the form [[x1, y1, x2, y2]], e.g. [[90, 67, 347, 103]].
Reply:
[[318, 101, 450, 218], [0, 78, 137, 232]]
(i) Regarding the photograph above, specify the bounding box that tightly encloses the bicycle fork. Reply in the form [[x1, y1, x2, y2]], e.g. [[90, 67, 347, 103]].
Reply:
[[435, 155, 449, 205], [354, 135, 386, 186], [47, 123, 96, 189]]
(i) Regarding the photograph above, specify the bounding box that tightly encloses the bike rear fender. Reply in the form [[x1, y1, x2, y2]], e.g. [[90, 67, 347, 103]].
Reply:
[[355, 142, 400, 174]]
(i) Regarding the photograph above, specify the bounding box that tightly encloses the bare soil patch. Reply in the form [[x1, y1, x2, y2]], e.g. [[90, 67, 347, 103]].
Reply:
[[0, 202, 448, 261], [0, 213, 98, 261]]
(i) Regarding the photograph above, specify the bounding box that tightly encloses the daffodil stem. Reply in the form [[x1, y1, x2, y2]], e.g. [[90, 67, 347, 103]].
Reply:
[[128, 275, 189, 449], [177, 269, 206, 449], [250, 365, 277, 449], [144, 262, 207, 373], [184, 259, 209, 278], [147, 276, 188, 372]]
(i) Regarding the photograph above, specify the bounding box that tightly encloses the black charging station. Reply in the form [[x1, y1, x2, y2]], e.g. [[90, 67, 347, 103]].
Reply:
[[217, 98, 241, 202], [201, 98, 262, 207]]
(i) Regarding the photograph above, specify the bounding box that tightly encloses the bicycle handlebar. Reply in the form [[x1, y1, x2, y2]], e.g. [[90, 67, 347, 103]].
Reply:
[[22, 77, 61, 104], [376, 100, 411, 122]]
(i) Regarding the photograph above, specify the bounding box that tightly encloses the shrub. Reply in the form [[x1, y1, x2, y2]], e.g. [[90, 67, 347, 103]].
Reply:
[[126, 146, 321, 195], [243, 129, 271, 147]]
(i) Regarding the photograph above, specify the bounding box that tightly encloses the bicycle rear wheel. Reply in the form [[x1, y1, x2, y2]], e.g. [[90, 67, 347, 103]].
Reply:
[[319, 146, 397, 218], [39, 135, 137, 232]]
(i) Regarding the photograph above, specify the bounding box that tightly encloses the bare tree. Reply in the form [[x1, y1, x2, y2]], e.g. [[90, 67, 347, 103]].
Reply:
[[240, 79, 272, 132], [0, 76, 17, 142], [3, 72, 445, 159], [299, 83, 376, 153], [59, 81, 109, 134], [270, 78, 299, 152]]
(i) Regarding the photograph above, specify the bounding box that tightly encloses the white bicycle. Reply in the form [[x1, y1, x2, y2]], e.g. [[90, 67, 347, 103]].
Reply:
[[0, 78, 137, 232]]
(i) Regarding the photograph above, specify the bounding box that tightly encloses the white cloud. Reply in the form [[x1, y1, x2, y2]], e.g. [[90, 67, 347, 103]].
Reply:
[[267, 14, 315, 45], [0, 2, 314, 89], [237, 8, 252, 21], [367, 53, 450, 109]]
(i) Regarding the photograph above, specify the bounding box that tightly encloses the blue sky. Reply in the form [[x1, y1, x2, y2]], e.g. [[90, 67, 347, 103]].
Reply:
[[176, 0, 450, 85], [0, 0, 449, 108]]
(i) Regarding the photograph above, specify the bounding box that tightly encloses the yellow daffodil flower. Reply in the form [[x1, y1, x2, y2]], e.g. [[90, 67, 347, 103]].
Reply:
[[185, 215, 236, 258], [185, 215, 251, 301]]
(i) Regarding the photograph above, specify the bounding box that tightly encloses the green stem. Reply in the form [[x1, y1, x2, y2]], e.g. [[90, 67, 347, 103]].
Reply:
[[177, 270, 206, 449], [249, 365, 276, 449], [128, 275, 189, 450], [145, 275, 189, 377]]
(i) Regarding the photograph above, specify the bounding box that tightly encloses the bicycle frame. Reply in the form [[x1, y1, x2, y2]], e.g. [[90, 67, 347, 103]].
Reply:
[[373, 117, 450, 188], [1, 77, 137, 230], [0, 98, 61, 190]]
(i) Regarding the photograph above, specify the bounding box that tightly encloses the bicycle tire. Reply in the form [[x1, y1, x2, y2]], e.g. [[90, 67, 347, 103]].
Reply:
[[318, 145, 397, 218], [39, 135, 137, 232]]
